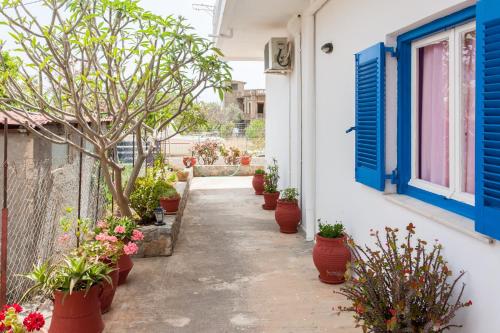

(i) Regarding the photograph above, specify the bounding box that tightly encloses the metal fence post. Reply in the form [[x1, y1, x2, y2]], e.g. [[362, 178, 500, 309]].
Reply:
[[1, 118, 8, 305], [95, 162, 101, 222]]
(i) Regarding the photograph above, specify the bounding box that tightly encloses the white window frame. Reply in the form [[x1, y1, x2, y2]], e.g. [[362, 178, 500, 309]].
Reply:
[[409, 21, 476, 206]]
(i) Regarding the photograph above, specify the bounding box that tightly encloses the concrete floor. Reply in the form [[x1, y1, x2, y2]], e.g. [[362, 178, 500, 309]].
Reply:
[[104, 177, 359, 333]]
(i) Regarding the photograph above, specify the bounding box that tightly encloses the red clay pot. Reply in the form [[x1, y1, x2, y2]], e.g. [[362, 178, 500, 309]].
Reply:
[[160, 196, 181, 214], [312, 234, 351, 284], [240, 155, 252, 165], [252, 174, 265, 195], [275, 200, 301, 233], [49, 285, 104, 333], [118, 253, 134, 285], [100, 265, 119, 313], [262, 191, 280, 210], [183, 156, 197, 168]]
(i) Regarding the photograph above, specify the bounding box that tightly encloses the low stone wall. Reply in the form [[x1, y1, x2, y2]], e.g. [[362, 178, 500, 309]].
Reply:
[[193, 165, 264, 177], [134, 169, 192, 257]]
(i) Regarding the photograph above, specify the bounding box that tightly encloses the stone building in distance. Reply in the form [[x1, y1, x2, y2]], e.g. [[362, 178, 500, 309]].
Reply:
[[224, 80, 265, 124]]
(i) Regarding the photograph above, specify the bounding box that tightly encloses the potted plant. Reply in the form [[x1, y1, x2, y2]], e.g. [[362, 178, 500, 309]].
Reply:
[[192, 140, 220, 165], [0, 304, 45, 332], [220, 145, 241, 165], [159, 186, 181, 214], [95, 216, 143, 285], [182, 155, 197, 168], [240, 152, 252, 166], [262, 158, 280, 210], [176, 169, 189, 182], [336, 224, 472, 332], [275, 188, 301, 233], [252, 169, 265, 195], [130, 176, 174, 224], [312, 222, 351, 284], [24, 254, 113, 333]]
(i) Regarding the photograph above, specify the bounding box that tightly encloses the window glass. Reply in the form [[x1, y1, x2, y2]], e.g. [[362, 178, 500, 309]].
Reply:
[[461, 30, 476, 194], [417, 40, 450, 187]]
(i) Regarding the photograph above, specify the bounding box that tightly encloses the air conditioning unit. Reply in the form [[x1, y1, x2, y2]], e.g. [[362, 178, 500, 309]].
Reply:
[[264, 38, 292, 74]]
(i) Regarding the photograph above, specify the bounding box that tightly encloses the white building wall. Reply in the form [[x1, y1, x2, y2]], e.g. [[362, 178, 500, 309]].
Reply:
[[311, 0, 499, 332]]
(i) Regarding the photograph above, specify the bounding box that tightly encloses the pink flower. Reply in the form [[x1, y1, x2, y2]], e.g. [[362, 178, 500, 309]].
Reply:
[[57, 234, 70, 244], [123, 242, 139, 255], [96, 220, 108, 229], [106, 235, 118, 243], [114, 226, 126, 234], [95, 233, 107, 241], [131, 230, 144, 241]]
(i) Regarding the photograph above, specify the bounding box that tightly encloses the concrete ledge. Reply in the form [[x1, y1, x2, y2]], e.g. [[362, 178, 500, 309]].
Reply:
[[193, 165, 264, 177], [134, 169, 193, 257]]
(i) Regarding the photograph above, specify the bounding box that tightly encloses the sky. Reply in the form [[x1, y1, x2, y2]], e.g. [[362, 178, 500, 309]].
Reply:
[[0, 0, 265, 103]]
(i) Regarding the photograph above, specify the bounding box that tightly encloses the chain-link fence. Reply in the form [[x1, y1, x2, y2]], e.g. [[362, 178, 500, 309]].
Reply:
[[0, 154, 106, 303]]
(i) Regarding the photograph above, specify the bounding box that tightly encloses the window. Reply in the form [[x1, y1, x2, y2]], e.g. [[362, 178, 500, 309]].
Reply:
[[409, 22, 476, 206]]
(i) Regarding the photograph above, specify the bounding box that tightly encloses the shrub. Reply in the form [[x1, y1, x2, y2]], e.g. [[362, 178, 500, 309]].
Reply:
[[193, 139, 220, 165], [264, 158, 279, 193], [337, 224, 472, 332], [280, 188, 299, 201], [255, 168, 265, 175], [318, 222, 344, 238], [160, 186, 179, 200], [130, 176, 174, 223], [219, 145, 241, 165]]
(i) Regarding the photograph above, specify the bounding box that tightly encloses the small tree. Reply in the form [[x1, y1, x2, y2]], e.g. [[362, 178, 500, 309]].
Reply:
[[0, 0, 231, 216]]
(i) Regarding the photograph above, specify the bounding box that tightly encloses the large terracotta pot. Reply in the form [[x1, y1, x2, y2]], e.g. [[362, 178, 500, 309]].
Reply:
[[252, 174, 265, 195], [262, 191, 280, 210], [241, 155, 252, 166], [183, 156, 197, 168], [49, 285, 104, 333], [160, 196, 181, 214], [312, 234, 351, 284], [275, 200, 301, 233], [100, 265, 119, 313], [118, 253, 134, 286]]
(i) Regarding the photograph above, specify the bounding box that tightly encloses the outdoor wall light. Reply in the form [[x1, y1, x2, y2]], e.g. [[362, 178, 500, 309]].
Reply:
[[321, 42, 334, 54], [154, 207, 165, 226]]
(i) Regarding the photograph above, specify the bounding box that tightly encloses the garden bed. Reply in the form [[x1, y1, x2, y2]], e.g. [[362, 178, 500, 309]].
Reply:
[[193, 164, 264, 177], [133, 168, 193, 257]]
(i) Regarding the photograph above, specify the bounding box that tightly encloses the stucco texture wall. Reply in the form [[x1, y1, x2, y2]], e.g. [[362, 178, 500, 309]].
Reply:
[[313, 0, 499, 331]]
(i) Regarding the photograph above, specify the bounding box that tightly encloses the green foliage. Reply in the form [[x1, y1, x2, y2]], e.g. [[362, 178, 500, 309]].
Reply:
[[318, 222, 344, 238], [0, 51, 19, 99], [98, 216, 138, 241], [254, 168, 265, 175], [337, 224, 472, 332], [280, 188, 299, 202], [130, 176, 174, 223], [219, 145, 241, 165], [24, 254, 113, 300], [245, 119, 265, 140], [192, 140, 220, 165], [59, 207, 92, 247], [160, 186, 179, 200], [264, 158, 279, 193], [200, 102, 242, 134]]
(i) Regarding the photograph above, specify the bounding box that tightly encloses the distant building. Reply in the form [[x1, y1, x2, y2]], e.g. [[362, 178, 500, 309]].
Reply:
[[224, 81, 265, 123]]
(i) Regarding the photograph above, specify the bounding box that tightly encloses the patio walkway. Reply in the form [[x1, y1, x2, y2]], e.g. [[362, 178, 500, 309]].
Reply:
[[103, 176, 358, 332]]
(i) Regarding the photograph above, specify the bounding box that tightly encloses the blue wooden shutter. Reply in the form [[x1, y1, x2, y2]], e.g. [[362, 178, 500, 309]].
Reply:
[[476, 0, 500, 239], [354, 43, 386, 191]]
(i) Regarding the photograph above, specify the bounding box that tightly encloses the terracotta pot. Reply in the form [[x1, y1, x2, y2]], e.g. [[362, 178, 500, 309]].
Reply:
[[183, 156, 197, 168], [100, 265, 119, 313], [312, 234, 351, 284], [160, 196, 181, 214], [252, 174, 265, 195], [275, 200, 301, 233], [49, 285, 104, 333], [240, 155, 252, 166], [262, 191, 280, 210], [118, 253, 134, 286], [177, 170, 189, 182]]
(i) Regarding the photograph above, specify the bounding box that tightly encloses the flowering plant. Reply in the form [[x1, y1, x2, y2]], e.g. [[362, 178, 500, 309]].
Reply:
[[94, 216, 143, 256], [0, 304, 45, 332], [336, 224, 472, 332], [58, 207, 92, 247]]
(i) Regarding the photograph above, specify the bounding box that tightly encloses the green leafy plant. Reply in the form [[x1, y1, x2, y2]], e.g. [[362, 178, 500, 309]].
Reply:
[[23, 254, 113, 300], [160, 186, 180, 200], [130, 176, 175, 223], [337, 224, 472, 332], [280, 188, 299, 202], [58, 207, 92, 248], [264, 158, 279, 193], [318, 222, 345, 238], [219, 145, 241, 165], [255, 169, 265, 175], [192, 140, 220, 165]]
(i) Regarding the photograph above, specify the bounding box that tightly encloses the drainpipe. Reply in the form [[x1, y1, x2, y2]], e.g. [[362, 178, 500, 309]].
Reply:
[[301, 13, 316, 241]]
